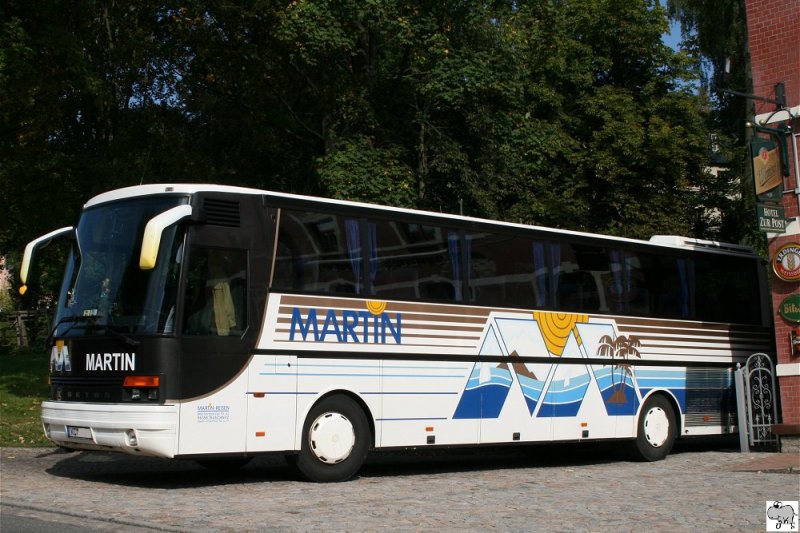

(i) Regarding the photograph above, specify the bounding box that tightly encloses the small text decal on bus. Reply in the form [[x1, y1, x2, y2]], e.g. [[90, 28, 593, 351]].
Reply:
[[289, 302, 402, 344], [197, 403, 230, 423], [85, 352, 136, 371]]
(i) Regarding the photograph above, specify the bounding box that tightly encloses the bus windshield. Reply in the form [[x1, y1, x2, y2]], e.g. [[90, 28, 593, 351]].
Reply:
[[53, 196, 188, 337]]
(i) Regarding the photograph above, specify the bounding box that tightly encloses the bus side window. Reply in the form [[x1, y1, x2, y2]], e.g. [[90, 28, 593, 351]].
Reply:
[[641, 252, 691, 319], [466, 232, 542, 309], [694, 255, 759, 324], [370, 219, 417, 299], [273, 210, 361, 295], [183, 247, 247, 336], [372, 220, 462, 302], [272, 237, 303, 291], [555, 243, 607, 313]]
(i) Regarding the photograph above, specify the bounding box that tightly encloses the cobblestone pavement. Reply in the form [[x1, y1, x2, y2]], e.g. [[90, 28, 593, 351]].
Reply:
[[1, 441, 798, 532]]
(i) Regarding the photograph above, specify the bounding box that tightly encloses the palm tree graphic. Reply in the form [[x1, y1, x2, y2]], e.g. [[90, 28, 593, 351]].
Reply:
[[596, 334, 641, 403]]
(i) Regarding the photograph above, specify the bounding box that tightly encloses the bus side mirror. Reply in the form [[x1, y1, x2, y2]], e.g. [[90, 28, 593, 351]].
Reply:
[[139, 205, 193, 270], [19, 226, 74, 294]]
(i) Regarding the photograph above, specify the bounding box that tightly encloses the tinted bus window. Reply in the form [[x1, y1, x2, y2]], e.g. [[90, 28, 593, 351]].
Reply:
[[466, 232, 550, 308], [370, 219, 462, 301], [555, 242, 610, 313], [694, 255, 760, 324], [273, 210, 362, 295], [629, 251, 692, 319], [605, 250, 650, 315]]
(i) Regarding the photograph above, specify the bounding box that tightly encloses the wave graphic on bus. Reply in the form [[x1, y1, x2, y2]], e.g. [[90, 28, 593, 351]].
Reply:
[[453, 365, 513, 418], [538, 370, 593, 417]]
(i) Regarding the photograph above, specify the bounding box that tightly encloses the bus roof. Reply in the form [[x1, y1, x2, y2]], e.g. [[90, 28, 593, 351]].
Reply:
[[84, 183, 758, 257]]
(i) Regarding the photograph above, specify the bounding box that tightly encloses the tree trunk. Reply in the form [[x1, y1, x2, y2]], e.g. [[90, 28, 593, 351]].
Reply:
[[417, 121, 427, 204]]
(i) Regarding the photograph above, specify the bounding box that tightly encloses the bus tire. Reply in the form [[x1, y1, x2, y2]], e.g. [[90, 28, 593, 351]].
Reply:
[[296, 395, 370, 482], [630, 395, 676, 462]]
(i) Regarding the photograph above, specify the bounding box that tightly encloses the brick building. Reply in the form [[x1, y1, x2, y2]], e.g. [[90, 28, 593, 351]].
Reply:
[[745, 0, 800, 450]]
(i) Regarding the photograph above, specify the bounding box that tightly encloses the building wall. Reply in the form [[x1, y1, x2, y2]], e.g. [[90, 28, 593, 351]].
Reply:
[[745, 0, 800, 434]]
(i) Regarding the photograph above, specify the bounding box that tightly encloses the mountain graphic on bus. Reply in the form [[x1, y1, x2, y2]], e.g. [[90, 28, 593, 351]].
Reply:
[[496, 317, 555, 415], [500, 351, 542, 415], [453, 325, 513, 418], [452, 314, 652, 419], [453, 314, 606, 419], [535, 314, 592, 417]]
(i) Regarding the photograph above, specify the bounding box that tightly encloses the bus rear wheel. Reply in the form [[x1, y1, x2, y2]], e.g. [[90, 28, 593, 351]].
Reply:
[[296, 395, 370, 482], [630, 395, 676, 462]]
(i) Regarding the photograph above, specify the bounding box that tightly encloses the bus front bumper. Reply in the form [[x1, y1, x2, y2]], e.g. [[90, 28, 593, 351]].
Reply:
[[41, 401, 178, 458]]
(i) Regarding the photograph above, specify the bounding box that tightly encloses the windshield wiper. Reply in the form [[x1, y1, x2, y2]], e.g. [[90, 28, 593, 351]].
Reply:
[[46, 315, 140, 346], [97, 325, 140, 346], [44, 315, 101, 346]]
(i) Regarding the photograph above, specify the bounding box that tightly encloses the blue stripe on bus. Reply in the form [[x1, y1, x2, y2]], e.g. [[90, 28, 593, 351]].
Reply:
[[246, 391, 318, 395], [260, 372, 466, 378], [289, 363, 470, 371], [377, 417, 449, 422], [361, 391, 458, 395]]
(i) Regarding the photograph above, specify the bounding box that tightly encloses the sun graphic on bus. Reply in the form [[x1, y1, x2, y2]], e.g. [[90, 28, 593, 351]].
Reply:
[[366, 300, 387, 316], [533, 311, 588, 356]]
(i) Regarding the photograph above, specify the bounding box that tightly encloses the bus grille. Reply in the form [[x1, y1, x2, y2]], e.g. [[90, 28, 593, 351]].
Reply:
[[684, 367, 735, 427], [203, 198, 240, 227], [51, 377, 124, 402]]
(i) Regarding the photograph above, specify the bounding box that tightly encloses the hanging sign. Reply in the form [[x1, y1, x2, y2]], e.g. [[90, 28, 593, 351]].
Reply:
[[773, 242, 800, 282], [756, 203, 787, 233], [750, 136, 783, 202], [779, 294, 800, 323]]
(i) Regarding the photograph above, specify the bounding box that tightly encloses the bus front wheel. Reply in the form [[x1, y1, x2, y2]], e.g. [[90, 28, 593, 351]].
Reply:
[[629, 395, 676, 462], [296, 395, 370, 482]]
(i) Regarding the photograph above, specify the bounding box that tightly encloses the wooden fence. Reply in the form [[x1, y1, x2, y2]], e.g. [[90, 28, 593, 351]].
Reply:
[[1, 310, 52, 348]]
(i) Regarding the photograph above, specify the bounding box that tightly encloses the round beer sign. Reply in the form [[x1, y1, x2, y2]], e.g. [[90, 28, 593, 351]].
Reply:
[[773, 242, 800, 282], [779, 294, 800, 323]]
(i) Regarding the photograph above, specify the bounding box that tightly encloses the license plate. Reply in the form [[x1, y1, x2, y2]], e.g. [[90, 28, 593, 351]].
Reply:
[[67, 426, 92, 439]]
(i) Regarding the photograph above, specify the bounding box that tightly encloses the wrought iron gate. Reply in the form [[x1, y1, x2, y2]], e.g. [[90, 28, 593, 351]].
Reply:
[[735, 353, 780, 452]]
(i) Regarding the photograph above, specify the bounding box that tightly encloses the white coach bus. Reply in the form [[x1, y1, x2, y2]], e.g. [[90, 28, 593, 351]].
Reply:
[[20, 184, 773, 481]]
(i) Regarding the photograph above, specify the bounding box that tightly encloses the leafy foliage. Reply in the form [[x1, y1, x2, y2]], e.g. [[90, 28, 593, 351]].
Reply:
[[667, 0, 764, 249], [1, 0, 737, 303]]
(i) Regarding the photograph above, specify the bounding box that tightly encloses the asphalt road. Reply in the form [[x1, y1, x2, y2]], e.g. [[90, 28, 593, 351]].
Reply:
[[1, 439, 798, 532]]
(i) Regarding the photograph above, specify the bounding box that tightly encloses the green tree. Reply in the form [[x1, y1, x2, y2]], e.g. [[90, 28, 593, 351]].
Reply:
[[667, 0, 763, 247], [1, 1, 188, 274], [2, 0, 728, 307]]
